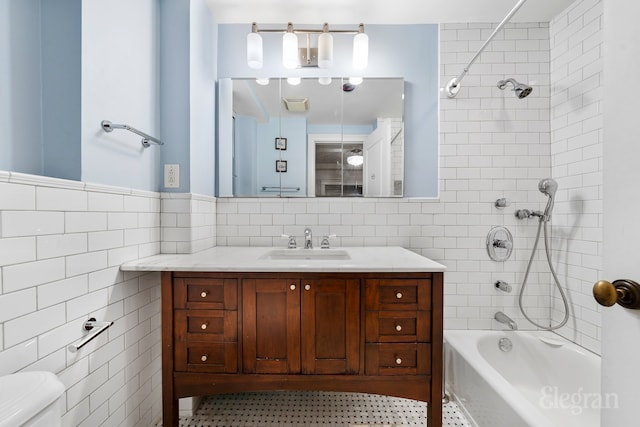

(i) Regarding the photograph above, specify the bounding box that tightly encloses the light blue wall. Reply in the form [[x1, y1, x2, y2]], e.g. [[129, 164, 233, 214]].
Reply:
[[257, 117, 307, 196], [217, 24, 439, 197], [41, 0, 81, 181], [189, 0, 216, 196], [160, 0, 190, 192], [234, 116, 258, 195], [0, 0, 44, 175]]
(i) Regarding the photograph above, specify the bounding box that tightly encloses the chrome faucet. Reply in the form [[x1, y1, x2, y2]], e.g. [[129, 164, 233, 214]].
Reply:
[[304, 227, 313, 249], [494, 311, 518, 330]]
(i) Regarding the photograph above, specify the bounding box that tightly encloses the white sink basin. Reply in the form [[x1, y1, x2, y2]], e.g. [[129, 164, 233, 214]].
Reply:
[[260, 249, 351, 261]]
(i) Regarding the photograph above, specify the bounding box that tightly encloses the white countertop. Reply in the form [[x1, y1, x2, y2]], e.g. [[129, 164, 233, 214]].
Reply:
[[120, 246, 446, 273]]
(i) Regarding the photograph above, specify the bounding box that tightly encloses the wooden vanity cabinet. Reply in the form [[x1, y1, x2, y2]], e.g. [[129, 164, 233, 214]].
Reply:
[[242, 278, 360, 375], [162, 271, 443, 427]]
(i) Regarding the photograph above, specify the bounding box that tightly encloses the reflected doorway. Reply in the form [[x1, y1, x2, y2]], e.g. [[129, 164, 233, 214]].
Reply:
[[315, 143, 364, 197]]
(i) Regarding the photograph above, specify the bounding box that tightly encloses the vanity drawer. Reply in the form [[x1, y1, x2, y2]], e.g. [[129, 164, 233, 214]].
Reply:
[[176, 343, 238, 373], [365, 343, 430, 376], [365, 311, 431, 343], [176, 310, 237, 342], [365, 279, 431, 311], [173, 277, 238, 310]]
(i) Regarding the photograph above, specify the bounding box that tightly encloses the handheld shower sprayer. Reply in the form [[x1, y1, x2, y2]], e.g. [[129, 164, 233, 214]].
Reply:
[[517, 177, 570, 331], [497, 78, 533, 99], [538, 178, 558, 221]]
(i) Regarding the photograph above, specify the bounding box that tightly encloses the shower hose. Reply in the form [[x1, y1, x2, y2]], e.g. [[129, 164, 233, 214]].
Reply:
[[518, 217, 570, 330]]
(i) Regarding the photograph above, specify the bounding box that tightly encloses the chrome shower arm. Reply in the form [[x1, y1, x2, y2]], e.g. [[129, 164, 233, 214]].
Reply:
[[101, 120, 164, 148], [445, 0, 528, 97]]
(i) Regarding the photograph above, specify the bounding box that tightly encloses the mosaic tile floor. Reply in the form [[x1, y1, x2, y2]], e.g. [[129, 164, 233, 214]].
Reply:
[[159, 391, 472, 427]]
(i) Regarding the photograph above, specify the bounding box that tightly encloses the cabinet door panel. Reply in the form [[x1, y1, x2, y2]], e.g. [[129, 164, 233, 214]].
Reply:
[[301, 279, 360, 374], [242, 279, 301, 374]]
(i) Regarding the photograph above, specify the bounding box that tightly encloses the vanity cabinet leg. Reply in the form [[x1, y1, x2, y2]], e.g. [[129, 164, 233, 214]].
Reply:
[[162, 396, 178, 427]]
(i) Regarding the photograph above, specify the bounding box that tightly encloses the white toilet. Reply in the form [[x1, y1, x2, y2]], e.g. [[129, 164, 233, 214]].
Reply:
[[0, 371, 65, 427]]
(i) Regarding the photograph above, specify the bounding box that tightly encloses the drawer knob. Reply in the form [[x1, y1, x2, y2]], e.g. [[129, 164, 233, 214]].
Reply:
[[396, 292, 403, 299], [395, 357, 402, 365], [200, 291, 208, 298], [395, 324, 402, 332], [290, 284, 296, 290], [305, 284, 311, 291], [201, 322, 208, 330], [201, 354, 208, 362]]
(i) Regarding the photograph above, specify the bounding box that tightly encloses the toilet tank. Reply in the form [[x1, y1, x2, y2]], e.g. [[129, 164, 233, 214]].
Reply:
[[0, 371, 65, 427]]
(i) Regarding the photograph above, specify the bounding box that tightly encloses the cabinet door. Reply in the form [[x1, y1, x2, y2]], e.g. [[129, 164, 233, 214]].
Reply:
[[242, 278, 301, 374], [301, 279, 360, 374]]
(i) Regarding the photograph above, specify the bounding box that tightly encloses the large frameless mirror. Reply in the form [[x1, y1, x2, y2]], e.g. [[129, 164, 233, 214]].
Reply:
[[218, 77, 404, 197]]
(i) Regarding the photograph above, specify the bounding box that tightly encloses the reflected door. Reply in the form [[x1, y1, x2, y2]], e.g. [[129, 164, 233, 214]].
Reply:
[[364, 119, 391, 197]]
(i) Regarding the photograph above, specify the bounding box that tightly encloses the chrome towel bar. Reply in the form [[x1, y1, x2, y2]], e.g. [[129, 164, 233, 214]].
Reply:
[[101, 120, 164, 148], [68, 318, 114, 353], [261, 186, 301, 192]]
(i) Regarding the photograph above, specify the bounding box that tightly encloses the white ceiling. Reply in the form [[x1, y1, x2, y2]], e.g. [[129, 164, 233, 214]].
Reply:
[[206, 0, 575, 24]]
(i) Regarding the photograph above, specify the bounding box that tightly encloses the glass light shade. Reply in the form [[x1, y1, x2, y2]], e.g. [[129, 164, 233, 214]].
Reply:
[[352, 32, 369, 70], [318, 32, 333, 68], [318, 76, 332, 85], [349, 76, 363, 85], [282, 32, 299, 69], [287, 77, 301, 86], [347, 152, 364, 166], [246, 32, 263, 69]]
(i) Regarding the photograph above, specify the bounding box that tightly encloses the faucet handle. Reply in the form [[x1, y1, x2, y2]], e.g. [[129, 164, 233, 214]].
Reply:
[[320, 234, 337, 249], [281, 234, 297, 249]]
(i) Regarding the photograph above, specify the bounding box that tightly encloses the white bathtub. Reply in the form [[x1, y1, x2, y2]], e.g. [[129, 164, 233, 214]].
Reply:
[[444, 330, 602, 427]]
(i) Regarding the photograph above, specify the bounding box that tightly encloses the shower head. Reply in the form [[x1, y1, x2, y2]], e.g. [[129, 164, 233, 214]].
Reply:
[[538, 178, 558, 197], [497, 78, 533, 99], [538, 178, 558, 220]]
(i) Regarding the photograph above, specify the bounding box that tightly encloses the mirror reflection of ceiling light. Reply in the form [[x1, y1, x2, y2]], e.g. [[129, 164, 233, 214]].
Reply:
[[349, 76, 363, 85], [318, 76, 332, 85], [246, 22, 367, 70], [287, 77, 301, 86], [347, 149, 364, 166], [255, 77, 270, 85]]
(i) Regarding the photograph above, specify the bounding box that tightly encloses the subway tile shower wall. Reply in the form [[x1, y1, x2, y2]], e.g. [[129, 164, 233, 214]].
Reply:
[[0, 173, 163, 426], [549, 0, 603, 354]]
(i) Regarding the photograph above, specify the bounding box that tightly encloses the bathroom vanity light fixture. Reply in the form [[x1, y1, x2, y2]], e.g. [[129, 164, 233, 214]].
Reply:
[[247, 22, 368, 70]]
